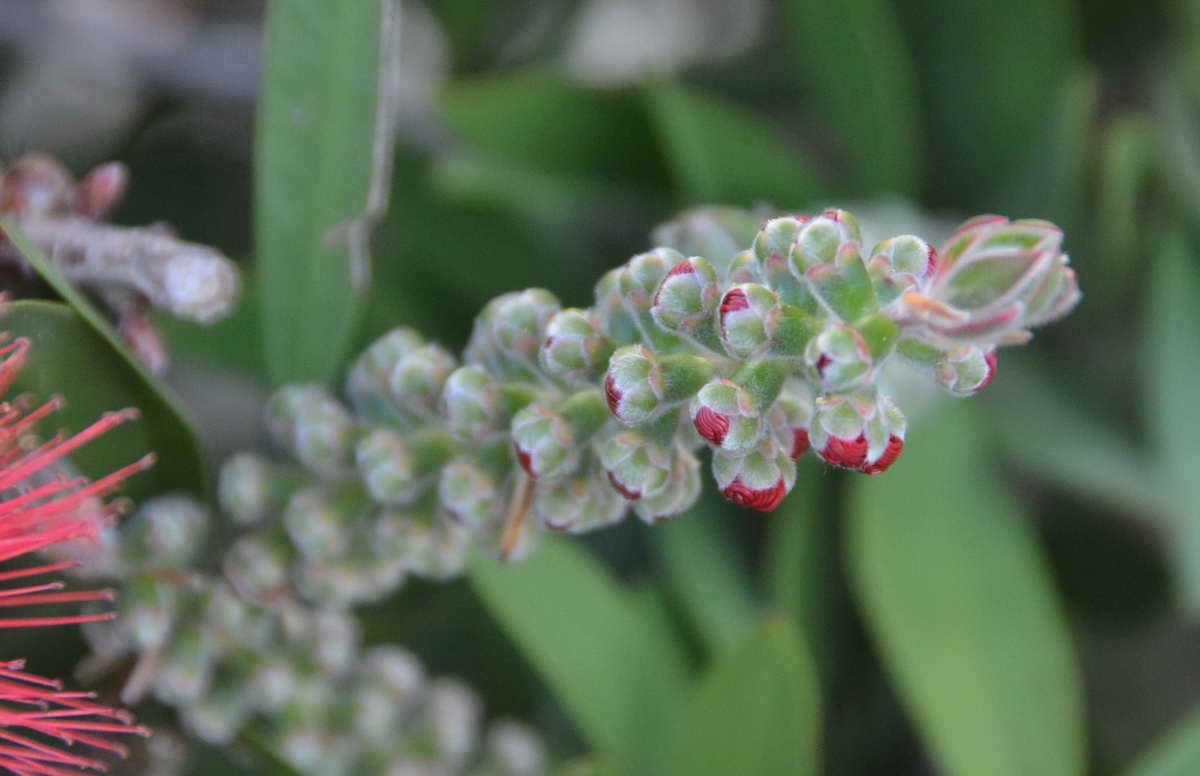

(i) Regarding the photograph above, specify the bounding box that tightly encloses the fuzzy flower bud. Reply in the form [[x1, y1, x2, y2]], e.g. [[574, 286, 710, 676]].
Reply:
[[540, 308, 613, 384], [388, 343, 458, 417], [376, 512, 470, 581], [712, 436, 796, 512], [690, 379, 764, 456], [355, 429, 456, 506], [806, 323, 874, 393], [600, 429, 673, 500], [753, 216, 811, 303], [634, 446, 701, 523], [771, 381, 816, 459], [483, 720, 548, 776], [439, 458, 503, 530], [122, 494, 210, 570], [218, 452, 301, 526], [604, 346, 713, 425], [224, 529, 293, 603], [513, 389, 607, 479], [809, 393, 906, 474], [346, 328, 425, 422], [534, 459, 627, 533], [265, 385, 358, 475], [718, 283, 780, 358], [282, 483, 369, 562], [651, 206, 763, 275], [789, 208, 862, 275], [866, 234, 937, 306], [467, 289, 562, 374], [650, 256, 721, 336], [154, 623, 217, 705]]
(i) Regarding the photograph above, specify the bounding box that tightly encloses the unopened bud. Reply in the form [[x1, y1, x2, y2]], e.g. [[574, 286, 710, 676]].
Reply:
[[154, 624, 217, 705], [534, 459, 627, 533], [600, 429, 673, 500], [771, 381, 816, 459], [651, 206, 763, 276], [789, 208, 862, 275], [355, 429, 455, 506], [441, 365, 501, 439], [346, 328, 425, 422], [282, 483, 370, 562], [76, 161, 129, 219], [690, 379, 763, 455], [265, 385, 359, 475], [512, 390, 608, 478], [806, 324, 873, 393], [540, 308, 613, 383], [218, 452, 303, 526], [713, 436, 795, 512], [717, 283, 779, 358], [389, 343, 458, 417], [604, 346, 713, 425], [123, 495, 210, 570], [634, 446, 701, 523], [439, 458, 503, 530], [650, 256, 721, 336]]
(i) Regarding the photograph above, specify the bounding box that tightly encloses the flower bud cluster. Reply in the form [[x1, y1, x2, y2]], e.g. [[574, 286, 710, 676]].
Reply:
[[231, 206, 1079, 575], [80, 495, 548, 776]]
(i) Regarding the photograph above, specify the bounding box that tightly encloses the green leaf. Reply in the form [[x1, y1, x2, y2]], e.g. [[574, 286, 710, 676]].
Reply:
[[255, 0, 396, 385], [848, 402, 1086, 776], [1124, 708, 1200, 776], [643, 80, 828, 208], [1146, 231, 1200, 611], [438, 68, 668, 186], [4, 300, 206, 502], [470, 538, 689, 775], [654, 495, 757, 654], [990, 352, 1163, 520], [784, 0, 919, 194], [668, 616, 821, 776], [896, 0, 1079, 207], [1095, 112, 1154, 296]]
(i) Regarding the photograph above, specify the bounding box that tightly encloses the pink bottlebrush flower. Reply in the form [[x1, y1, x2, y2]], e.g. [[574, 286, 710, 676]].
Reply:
[[0, 332, 152, 773]]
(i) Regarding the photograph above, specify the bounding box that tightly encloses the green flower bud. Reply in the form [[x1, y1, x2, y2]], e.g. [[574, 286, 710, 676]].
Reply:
[[428, 678, 483, 767], [122, 495, 210, 570], [634, 446, 701, 523], [355, 428, 455, 506], [804, 241, 879, 324], [600, 429, 673, 500], [617, 248, 686, 351], [806, 323, 874, 393], [345, 328, 425, 422], [866, 234, 936, 309], [439, 458, 503, 530], [265, 385, 358, 475], [388, 343, 458, 417], [593, 267, 640, 345], [770, 380, 816, 460], [154, 623, 217, 705], [282, 483, 370, 562], [512, 390, 608, 478], [218, 452, 305, 527], [728, 249, 763, 285], [120, 576, 176, 649], [376, 511, 470, 581], [353, 646, 426, 746], [717, 283, 779, 358], [604, 346, 713, 425], [540, 308, 613, 384], [649, 256, 721, 337], [753, 216, 811, 304], [690, 379, 764, 456], [224, 527, 293, 604], [534, 459, 627, 533], [202, 581, 274, 652], [713, 435, 795, 512], [180, 665, 253, 745], [789, 209, 862, 274], [482, 719, 548, 776]]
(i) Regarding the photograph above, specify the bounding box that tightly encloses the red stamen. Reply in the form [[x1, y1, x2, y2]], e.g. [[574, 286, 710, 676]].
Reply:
[[820, 434, 869, 469]]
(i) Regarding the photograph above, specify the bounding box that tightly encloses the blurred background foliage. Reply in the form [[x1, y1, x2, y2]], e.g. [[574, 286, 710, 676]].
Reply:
[[2, 0, 1200, 774]]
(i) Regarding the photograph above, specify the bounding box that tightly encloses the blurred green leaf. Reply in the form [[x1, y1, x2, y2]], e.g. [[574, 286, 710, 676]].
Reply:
[[848, 402, 1086, 776], [996, 66, 1099, 234], [4, 300, 205, 502], [1096, 113, 1155, 291], [256, 0, 393, 385], [1153, 57, 1200, 227], [766, 465, 842, 672], [1125, 707, 1200, 776], [438, 68, 667, 185], [668, 616, 821, 776], [1146, 231, 1200, 611], [784, 0, 919, 194], [654, 495, 757, 654], [990, 352, 1163, 520], [470, 538, 689, 775], [643, 80, 828, 208], [896, 0, 1078, 207]]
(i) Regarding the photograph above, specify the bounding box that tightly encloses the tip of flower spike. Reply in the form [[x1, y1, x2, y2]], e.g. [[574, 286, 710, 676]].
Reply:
[[860, 435, 904, 474], [693, 406, 729, 446], [819, 434, 869, 469], [721, 477, 787, 512]]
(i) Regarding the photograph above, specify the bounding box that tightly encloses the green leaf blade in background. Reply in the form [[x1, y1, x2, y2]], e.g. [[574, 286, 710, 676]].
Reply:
[[668, 616, 821, 776], [470, 538, 689, 776], [654, 495, 757, 655], [1125, 708, 1200, 776], [4, 300, 206, 502], [848, 402, 1086, 776], [1145, 231, 1200, 612], [895, 0, 1079, 208], [643, 80, 828, 209], [256, 0, 392, 386], [785, 0, 920, 195]]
